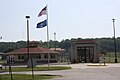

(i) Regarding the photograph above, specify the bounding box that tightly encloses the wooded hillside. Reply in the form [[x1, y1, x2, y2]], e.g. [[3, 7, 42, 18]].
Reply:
[[0, 37, 120, 53]]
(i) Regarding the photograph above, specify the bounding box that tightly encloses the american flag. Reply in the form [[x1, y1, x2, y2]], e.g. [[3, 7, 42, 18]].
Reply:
[[38, 6, 47, 17]]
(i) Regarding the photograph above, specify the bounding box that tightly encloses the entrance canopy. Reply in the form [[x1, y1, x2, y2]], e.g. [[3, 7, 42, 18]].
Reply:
[[70, 40, 100, 63]]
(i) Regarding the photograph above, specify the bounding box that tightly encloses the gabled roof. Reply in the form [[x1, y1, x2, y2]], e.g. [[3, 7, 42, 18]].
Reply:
[[6, 47, 59, 55]]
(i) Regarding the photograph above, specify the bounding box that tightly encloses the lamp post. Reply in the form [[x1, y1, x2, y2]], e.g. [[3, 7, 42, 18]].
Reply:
[[25, 16, 34, 79], [112, 18, 117, 63], [25, 16, 30, 61], [54, 32, 56, 51]]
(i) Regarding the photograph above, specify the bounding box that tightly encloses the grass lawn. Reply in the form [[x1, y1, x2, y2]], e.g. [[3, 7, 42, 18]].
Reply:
[[102, 52, 120, 63], [1, 66, 71, 72], [0, 74, 57, 80]]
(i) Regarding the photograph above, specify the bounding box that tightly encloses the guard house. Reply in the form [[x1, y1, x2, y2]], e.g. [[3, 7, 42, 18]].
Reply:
[[70, 40, 100, 63]]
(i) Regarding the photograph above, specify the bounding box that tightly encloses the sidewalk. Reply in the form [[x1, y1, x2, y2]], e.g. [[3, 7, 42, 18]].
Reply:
[[70, 63, 120, 69]]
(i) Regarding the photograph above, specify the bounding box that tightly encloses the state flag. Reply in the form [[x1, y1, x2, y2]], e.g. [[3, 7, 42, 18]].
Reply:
[[36, 19, 47, 28]]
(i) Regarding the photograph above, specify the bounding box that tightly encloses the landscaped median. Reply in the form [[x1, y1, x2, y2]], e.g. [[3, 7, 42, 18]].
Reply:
[[0, 66, 71, 80], [1, 66, 71, 72], [0, 74, 60, 80]]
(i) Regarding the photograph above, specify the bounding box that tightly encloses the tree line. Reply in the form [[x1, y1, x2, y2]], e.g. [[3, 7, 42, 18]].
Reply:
[[0, 37, 120, 53]]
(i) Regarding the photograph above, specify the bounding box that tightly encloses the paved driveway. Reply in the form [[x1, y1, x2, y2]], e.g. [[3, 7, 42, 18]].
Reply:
[[1, 63, 120, 80]]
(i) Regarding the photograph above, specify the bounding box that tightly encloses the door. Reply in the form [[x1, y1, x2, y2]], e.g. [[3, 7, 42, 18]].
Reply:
[[77, 46, 94, 63]]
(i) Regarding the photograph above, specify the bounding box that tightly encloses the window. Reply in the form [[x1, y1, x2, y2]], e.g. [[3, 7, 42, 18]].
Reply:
[[36, 54, 41, 59], [18, 55, 24, 59], [44, 54, 48, 59], [50, 54, 56, 59]]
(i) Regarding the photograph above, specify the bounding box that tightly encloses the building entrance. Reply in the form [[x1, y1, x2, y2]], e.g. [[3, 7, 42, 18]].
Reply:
[[77, 46, 94, 63], [70, 40, 99, 63]]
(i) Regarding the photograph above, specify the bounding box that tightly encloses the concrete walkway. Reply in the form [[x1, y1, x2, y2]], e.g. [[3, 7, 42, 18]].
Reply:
[[1, 63, 120, 80]]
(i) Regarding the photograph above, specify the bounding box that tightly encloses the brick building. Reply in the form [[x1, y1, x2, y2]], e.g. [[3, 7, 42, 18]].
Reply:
[[70, 40, 100, 63], [6, 41, 59, 64]]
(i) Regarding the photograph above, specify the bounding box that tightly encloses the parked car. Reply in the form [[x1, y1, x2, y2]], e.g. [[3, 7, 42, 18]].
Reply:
[[0, 64, 2, 69]]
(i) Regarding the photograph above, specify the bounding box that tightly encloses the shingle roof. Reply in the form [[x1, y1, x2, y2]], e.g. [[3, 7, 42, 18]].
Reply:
[[50, 48, 65, 52], [6, 47, 59, 55]]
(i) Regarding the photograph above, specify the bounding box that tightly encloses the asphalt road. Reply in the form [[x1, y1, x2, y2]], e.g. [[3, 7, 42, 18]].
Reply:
[[1, 63, 120, 80]]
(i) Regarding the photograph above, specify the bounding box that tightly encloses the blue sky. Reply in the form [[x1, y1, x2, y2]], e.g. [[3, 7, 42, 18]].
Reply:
[[0, 0, 120, 42]]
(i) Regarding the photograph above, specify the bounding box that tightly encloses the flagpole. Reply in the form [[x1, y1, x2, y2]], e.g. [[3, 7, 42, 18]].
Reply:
[[46, 4, 50, 69]]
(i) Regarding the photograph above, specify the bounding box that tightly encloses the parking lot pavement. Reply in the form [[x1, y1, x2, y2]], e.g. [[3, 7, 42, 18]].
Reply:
[[48, 63, 120, 80]]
